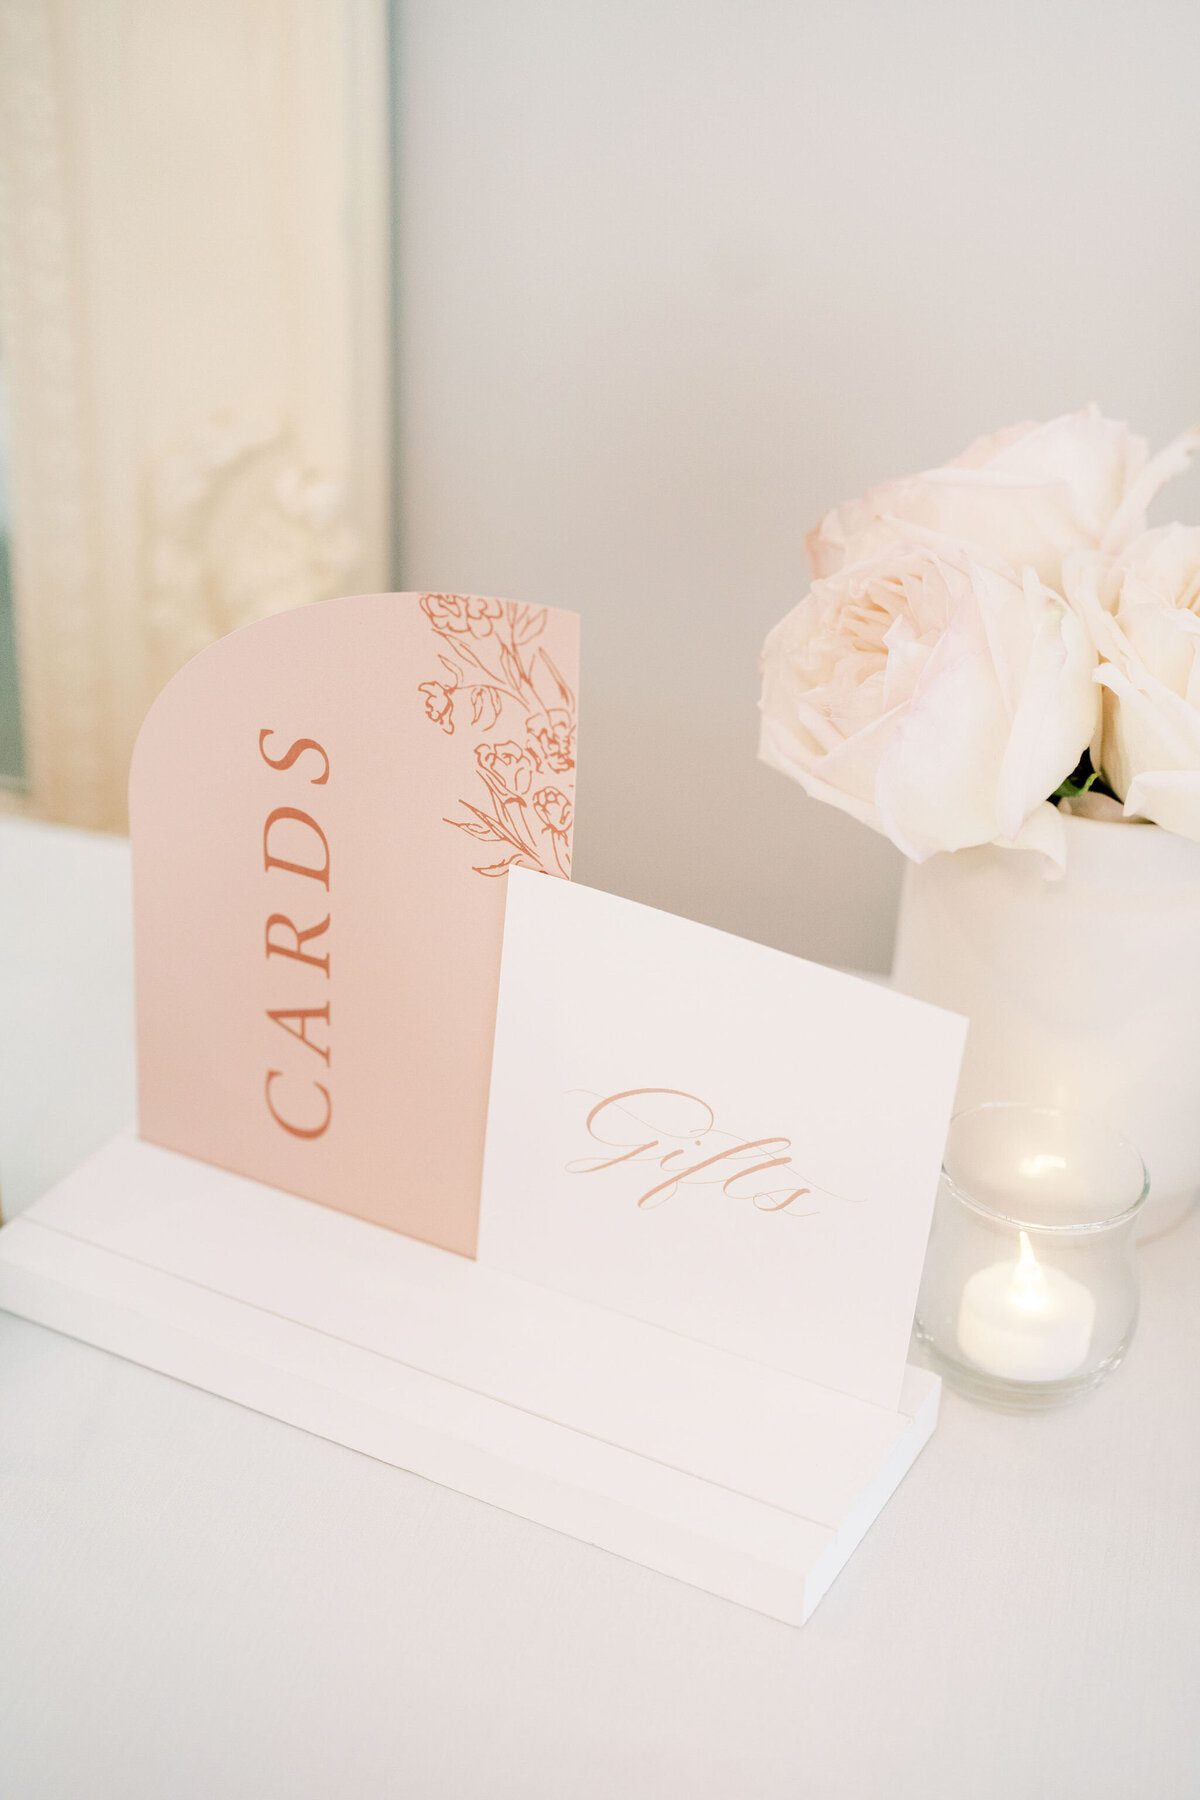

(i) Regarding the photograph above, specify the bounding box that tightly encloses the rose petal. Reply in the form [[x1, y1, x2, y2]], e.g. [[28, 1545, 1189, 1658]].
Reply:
[[993, 577, 1098, 840], [1096, 661, 1200, 790], [1099, 427, 1200, 557], [1005, 799, 1068, 872], [1121, 769, 1200, 841], [807, 409, 1160, 589], [874, 599, 1009, 858], [758, 714, 887, 835]]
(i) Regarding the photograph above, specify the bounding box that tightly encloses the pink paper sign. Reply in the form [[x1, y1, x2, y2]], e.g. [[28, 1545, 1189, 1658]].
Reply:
[[130, 592, 579, 1256]]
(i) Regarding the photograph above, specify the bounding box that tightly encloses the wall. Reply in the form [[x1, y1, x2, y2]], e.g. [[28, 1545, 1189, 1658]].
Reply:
[[395, 0, 1200, 970]]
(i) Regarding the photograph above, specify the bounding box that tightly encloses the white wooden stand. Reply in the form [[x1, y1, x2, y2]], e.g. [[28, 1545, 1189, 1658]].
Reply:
[[0, 1134, 938, 1624]]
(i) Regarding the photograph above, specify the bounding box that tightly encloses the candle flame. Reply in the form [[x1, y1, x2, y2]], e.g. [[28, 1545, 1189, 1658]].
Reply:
[[1011, 1229, 1047, 1311]]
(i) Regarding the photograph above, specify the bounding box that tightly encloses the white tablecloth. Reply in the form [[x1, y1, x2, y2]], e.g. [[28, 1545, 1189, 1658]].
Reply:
[[1, 817, 1198, 1799]]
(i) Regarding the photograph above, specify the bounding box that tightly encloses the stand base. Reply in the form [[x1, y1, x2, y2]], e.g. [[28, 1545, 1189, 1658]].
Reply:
[[0, 1134, 938, 1624]]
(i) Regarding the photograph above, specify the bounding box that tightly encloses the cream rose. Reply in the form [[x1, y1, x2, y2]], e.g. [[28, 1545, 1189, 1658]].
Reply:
[[1066, 527, 1200, 841], [760, 540, 1099, 863], [807, 409, 1200, 590]]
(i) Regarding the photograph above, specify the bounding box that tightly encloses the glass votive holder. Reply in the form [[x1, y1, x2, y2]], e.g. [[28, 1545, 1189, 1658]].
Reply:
[[913, 1102, 1148, 1411]]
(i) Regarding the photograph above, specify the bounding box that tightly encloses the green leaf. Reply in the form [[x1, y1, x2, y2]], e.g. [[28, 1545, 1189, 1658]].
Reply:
[[1051, 750, 1119, 804], [1052, 768, 1101, 801]]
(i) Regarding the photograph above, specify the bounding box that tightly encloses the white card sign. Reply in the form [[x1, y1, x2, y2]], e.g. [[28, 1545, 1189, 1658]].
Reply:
[[479, 871, 967, 1411]]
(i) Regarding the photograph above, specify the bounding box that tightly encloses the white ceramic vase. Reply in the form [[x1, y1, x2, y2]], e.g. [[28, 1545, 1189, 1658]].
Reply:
[[892, 814, 1200, 1236]]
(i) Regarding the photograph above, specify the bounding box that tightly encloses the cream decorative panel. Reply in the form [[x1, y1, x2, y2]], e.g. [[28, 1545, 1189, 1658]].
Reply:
[[144, 412, 361, 691], [0, 0, 391, 829]]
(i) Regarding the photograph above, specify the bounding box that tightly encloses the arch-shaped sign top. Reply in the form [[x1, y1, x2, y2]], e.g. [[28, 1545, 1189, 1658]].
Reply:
[[130, 592, 580, 1256]]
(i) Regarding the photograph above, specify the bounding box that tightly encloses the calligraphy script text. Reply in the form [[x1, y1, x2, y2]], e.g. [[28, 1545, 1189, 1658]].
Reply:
[[566, 1088, 822, 1214]]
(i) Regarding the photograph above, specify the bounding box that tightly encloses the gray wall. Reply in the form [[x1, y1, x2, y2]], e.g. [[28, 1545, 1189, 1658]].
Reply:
[[395, 0, 1200, 970]]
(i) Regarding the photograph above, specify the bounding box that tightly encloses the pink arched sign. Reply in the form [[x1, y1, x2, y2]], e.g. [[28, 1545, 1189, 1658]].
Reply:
[[130, 592, 579, 1256]]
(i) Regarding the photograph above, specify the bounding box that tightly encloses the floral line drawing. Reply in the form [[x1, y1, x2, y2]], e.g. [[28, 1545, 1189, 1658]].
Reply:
[[417, 594, 576, 878]]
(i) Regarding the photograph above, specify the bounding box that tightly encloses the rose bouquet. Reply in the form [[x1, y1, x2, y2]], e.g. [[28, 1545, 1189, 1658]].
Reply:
[[759, 408, 1200, 864]]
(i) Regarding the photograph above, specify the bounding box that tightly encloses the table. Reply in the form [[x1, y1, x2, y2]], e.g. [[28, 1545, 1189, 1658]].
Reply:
[[2, 817, 1198, 1799]]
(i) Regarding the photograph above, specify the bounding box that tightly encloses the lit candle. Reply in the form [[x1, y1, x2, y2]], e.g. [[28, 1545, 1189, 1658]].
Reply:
[[956, 1230, 1096, 1382]]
